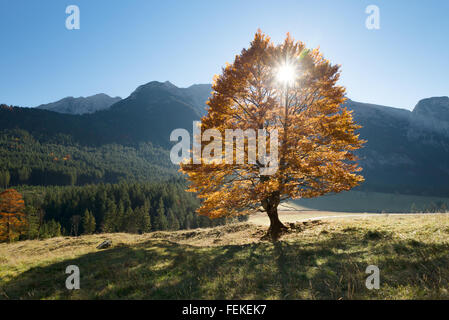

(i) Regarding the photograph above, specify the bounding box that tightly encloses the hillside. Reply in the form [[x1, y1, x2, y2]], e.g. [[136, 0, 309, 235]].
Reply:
[[0, 81, 209, 147], [346, 98, 449, 196], [0, 82, 210, 186], [92, 81, 208, 146], [1, 214, 449, 299], [0, 129, 176, 186]]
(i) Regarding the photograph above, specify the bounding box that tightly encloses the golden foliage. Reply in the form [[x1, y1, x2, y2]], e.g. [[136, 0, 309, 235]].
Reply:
[[0, 189, 27, 242], [181, 31, 365, 219]]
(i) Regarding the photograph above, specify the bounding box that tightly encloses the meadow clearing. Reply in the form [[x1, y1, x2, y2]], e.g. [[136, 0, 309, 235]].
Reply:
[[1, 211, 449, 300]]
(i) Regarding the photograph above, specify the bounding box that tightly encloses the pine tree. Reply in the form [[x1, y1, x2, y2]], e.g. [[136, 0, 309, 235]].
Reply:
[[25, 206, 41, 239], [70, 215, 81, 236], [48, 220, 62, 237], [141, 210, 151, 233], [154, 198, 168, 230], [167, 209, 180, 230], [116, 202, 126, 231], [102, 200, 117, 232], [185, 212, 195, 230], [82, 209, 96, 234], [135, 205, 151, 234], [18, 167, 31, 183], [40, 220, 61, 238], [124, 207, 137, 233], [0, 171, 10, 189]]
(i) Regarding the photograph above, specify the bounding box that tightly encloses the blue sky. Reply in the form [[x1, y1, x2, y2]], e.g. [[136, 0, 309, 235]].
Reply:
[[1, 0, 448, 110]]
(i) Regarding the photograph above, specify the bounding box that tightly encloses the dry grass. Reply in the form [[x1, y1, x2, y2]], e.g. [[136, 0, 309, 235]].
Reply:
[[1, 214, 449, 299]]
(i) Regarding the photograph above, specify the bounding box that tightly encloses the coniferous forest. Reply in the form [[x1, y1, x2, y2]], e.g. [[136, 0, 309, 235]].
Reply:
[[0, 124, 246, 241], [18, 181, 236, 240], [0, 127, 176, 186]]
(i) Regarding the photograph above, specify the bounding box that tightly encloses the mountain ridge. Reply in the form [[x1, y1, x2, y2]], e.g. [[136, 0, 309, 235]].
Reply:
[[2, 81, 449, 196], [36, 93, 122, 115]]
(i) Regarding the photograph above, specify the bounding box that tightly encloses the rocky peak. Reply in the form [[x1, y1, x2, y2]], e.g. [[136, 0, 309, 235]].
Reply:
[[412, 96, 449, 121]]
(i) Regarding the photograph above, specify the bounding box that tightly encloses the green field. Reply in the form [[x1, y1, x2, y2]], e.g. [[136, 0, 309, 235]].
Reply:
[[1, 214, 449, 300], [287, 191, 449, 213]]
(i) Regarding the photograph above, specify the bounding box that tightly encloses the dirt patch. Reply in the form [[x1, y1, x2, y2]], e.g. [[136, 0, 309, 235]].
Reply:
[[154, 220, 329, 245]]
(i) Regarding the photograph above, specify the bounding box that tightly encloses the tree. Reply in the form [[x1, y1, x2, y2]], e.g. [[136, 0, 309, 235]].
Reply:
[[40, 220, 61, 238], [102, 199, 117, 232], [135, 204, 151, 234], [70, 215, 81, 236], [167, 209, 180, 230], [0, 189, 27, 242], [153, 198, 168, 230], [25, 206, 45, 239], [18, 167, 31, 183], [181, 31, 365, 240], [82, 209, 96, 234], [0, 171, 10, 189]]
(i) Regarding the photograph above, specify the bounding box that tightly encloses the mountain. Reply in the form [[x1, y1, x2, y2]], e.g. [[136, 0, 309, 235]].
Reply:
[[0, 81, 208, 147], [179, 83, 212, 116], [346, 97, 449, 196], [36, 93, 122, 115], [90, 81, 209, 145], [126, 81, 211, 116], [1, 82, 449, 196], [409, 97, 449, 139], [0, 81, 211, 186], [413, 96, 449, 121]]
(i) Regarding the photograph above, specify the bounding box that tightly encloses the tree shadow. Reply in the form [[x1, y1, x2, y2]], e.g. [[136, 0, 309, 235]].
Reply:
[[1, 231, 449, 300]]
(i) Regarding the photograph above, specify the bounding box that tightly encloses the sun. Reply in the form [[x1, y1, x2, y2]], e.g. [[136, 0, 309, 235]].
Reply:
[[276, 63, 296, 85]]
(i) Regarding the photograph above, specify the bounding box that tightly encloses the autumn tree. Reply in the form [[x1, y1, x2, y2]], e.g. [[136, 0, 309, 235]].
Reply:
[[180, 31, 365, 240], [0, 189, 27, 242]]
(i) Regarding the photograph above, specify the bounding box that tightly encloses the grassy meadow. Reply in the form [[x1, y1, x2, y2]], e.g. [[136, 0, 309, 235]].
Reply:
[[288, 191, 449, 213], [1, 214, 449, 300]]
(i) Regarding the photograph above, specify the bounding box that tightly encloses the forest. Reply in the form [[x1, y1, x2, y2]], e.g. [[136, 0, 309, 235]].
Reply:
[[0, 128, 175, 187], [14, 181, 243, 240], [0, 126, 247, 242]]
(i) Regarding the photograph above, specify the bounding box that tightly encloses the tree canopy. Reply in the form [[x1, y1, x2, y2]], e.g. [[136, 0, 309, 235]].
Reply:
[[0, 189, 27, 242], [181, 31, 365, 239]]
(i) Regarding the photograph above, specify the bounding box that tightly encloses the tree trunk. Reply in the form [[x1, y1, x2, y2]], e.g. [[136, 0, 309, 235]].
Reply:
[[267, 205, 288, 241], [262, 193, 287, 241], [7, 217, 11, 243]]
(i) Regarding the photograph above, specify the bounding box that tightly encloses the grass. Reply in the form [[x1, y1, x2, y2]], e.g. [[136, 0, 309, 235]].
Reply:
[[287, 190, 449, 212], [1, 214, 449, 299]]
